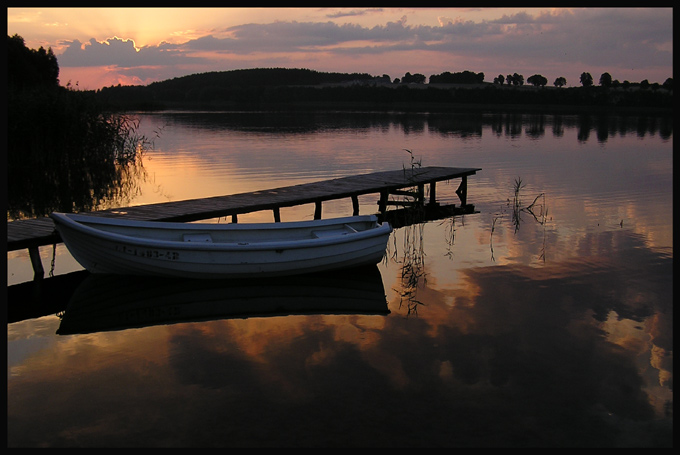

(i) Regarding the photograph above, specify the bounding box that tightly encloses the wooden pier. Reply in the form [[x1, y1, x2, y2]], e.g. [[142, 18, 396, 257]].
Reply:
[[8, 166, 480, 277]]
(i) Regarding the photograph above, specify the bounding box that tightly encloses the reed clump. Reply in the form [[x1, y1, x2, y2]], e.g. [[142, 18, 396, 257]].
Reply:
[[388, 149, 428, 315], [490, 177, 548, 261]]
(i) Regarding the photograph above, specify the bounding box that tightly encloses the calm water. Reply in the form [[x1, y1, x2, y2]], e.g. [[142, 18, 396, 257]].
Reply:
[[7, 111, 673, 447]]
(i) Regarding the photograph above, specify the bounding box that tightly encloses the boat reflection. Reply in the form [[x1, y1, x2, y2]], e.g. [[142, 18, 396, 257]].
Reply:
[[56, 265, 388, 335]]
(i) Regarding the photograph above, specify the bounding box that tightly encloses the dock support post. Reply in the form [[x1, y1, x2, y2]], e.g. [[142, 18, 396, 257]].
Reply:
[[314, 201, 322, 220], [231, 214, 238, 223], [417, 184, 425, 206], [378, 191, 388, 215], [456, 175, 468, 206], [273, 207, 281, 222], [28, 246, 44, 279], [351, 195, 360, 216], [429, 182, 437, 206]]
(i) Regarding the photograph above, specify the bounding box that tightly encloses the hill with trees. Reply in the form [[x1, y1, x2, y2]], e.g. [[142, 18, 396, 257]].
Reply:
[[93, 67, 672, 112]]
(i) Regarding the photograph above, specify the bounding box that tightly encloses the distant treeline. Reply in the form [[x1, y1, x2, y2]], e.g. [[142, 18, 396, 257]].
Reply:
[[94, 67, 673, 112]]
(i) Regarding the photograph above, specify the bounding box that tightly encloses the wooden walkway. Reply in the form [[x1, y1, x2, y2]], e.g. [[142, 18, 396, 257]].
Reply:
[[8, 166, 480, 276]]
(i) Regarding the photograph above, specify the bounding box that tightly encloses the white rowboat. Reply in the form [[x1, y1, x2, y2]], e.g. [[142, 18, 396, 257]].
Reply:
[[50, 212, 392, 279]]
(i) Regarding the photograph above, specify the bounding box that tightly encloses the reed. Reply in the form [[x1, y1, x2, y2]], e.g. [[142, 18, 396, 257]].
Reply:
[[490, 176, 549, 261]]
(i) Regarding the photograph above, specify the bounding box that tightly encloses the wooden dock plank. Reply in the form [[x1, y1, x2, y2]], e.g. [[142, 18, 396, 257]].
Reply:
[[7, 166, 480, 253]]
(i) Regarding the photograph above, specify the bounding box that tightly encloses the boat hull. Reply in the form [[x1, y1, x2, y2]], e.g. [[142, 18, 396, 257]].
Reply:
[[50, 213, 392, 279]]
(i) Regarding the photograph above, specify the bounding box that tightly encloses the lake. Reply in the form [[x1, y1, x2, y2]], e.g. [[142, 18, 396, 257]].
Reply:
[[7, 110, 673, 447]]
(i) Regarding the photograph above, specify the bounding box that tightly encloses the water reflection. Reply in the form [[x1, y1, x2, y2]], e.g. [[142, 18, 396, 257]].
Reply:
[[6, 133, 150, 220], [386, 233, 671, 448], [151, 110, 672, 141], [489, 179, 549, 263], [389, 222, 427, 316], [7, 266, 389, 332], [7, 228, 671, 447], [484, 112, 673, 142], [57, 266, 388, 335], [468, 248, 668, 416]]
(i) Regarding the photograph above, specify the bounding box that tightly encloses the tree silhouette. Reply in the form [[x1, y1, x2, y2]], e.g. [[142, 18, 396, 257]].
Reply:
[[401, 72, 426, 84], [599, 72, 613, 87], [580, 72, 594, 87], [8, 34, 59, 90], [429, 70, 484, 84], [508, 73, 524, 86], [553, 77, 567, 87], [527, 74, 548, 87]]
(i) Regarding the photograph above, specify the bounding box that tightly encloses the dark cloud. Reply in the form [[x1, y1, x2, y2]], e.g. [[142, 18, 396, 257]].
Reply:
[[57, 36, 210, 68], [325, 8, 384, 19], [220, 21, 362, 52]]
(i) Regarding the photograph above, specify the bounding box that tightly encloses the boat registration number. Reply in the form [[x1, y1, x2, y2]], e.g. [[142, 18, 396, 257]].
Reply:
[[116, 245, 180, 260]]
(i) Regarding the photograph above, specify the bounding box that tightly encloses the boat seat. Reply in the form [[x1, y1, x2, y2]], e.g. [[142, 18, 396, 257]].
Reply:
[[183, 233, 213, 243], [311, 224, 357, 239]]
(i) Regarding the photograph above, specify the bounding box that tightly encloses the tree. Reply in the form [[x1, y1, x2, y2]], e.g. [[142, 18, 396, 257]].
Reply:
[[8, 34, 59, 90], [580, 72, 593, 87], [494, 74, 505, 85], [527, 74, 548, 87], [429, 70, 484, 84], [401, 72, 426, 84], [510, 73, 524, 86], [599, 72, 613, 87], [553, 77, 567, 87], [662, 78, 673, 90]]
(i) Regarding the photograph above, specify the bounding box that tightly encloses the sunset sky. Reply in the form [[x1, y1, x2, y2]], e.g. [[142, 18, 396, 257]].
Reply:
[[7, 7, 673, 90]]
